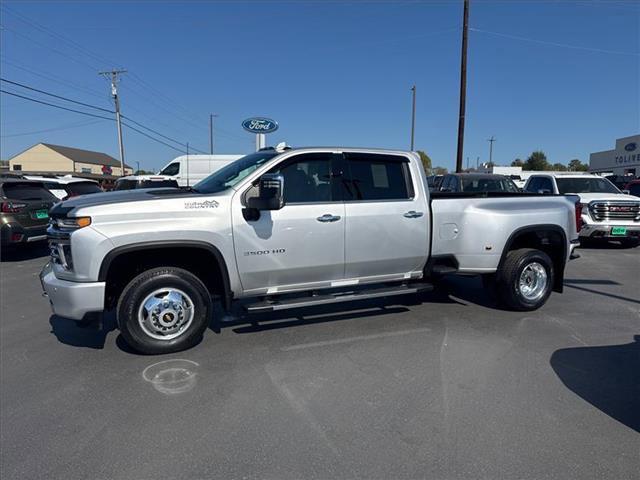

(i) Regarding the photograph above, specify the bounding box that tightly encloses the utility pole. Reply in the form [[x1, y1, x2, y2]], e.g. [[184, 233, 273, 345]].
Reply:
[[455, 0, 470, 173], [136, 161, 140, 174], [99, 69, 127, 176], [209, 113, 218, 154], [487, 135, 496, 165], [410, 85, 416, 151], [476, 156, 479, 169]]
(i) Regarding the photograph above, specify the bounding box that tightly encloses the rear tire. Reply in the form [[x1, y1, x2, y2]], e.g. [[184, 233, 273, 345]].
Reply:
[[496, 248, 554, 311], [117, 267, 212, 354]]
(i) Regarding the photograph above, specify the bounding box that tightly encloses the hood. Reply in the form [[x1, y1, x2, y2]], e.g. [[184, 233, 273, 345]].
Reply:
[[575, 192, 640, 203], [57, 188, 194, 211]]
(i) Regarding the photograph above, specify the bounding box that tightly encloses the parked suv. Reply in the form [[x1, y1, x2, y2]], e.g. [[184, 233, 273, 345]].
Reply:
[[524, 173, 640, 247], [438, 173, 520, 193], [1, 179, 57, 246], [25, 175, 102, 201]]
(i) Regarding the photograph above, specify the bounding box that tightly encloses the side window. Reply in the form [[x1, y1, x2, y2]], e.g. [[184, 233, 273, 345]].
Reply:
[[343, 153, 411, 201], [440, 176, 451, 191], [450, 176, 459, 192], [160, 162, 180, 176], [270, 153, 333, 203], [538, 177, 553, 192], [525, 177, 539, 192]]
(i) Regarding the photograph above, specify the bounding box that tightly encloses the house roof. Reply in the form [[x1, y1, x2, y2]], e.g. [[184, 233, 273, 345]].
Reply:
[[41, 143, 132, 169]]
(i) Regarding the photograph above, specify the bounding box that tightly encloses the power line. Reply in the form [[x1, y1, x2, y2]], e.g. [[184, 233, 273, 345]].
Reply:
[[0, 89, 196, 154], [121, 114, 208, 154], [0, 77, 114, 113], [469, 27, 640, 56], [0, 89, 115, 120], [121, 121, 186, 154], [1, 119, 105, 138], [1, 4, 118, 67], [0, 55, 110, 100]]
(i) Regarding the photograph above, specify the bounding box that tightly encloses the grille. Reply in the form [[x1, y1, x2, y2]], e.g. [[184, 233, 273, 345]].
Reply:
[[589, 202, 640, 222]]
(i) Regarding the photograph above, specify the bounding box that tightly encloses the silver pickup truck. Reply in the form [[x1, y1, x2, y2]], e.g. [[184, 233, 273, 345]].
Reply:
[[41, 147, 581, 354]]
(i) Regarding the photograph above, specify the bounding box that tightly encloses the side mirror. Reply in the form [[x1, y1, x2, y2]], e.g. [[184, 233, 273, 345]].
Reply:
[[537, 189, 551, 194], [243, 174, 284, 221], [622, 190, 630, 195]]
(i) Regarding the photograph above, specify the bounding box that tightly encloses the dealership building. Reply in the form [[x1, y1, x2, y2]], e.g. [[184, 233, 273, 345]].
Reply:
[[8, 143, 133, 185], [589, 134, 640, 176]]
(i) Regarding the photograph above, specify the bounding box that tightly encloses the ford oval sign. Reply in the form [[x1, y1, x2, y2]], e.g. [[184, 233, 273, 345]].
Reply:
[[624, 142, 637, 152], [242, 117, 278, 134]]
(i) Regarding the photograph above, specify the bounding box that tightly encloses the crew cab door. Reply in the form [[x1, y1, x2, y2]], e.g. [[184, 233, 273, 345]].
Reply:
[[341, 152, 429, 280], [231, 152, 345, 294]]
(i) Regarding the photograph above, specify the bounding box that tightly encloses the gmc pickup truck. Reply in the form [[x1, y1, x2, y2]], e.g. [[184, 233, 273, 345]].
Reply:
[[524, 173, 640, 247], [41, 147, 581, 354]]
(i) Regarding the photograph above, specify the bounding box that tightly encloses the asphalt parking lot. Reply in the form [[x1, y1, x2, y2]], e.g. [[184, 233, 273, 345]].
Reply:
[[0, 242, 638, 480]]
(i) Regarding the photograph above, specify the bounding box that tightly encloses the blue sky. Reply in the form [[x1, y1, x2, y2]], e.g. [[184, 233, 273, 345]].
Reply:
[[1, 0, 638, 172]]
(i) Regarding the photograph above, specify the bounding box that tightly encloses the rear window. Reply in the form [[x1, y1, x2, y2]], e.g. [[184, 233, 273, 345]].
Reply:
[[114, 180, 137, 191], [65, 182, 102, 196], [461, 177, 519, 193], [2, 183, 56, 201]]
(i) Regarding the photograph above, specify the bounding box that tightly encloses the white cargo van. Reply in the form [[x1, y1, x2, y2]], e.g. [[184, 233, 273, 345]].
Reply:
[[157, 154, 243, 186]]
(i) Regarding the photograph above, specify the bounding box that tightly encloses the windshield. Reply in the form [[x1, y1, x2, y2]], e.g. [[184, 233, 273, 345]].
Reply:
[[461, 177, 520, 193], [556, 178, 620, 194], [193, 151, 279, 194]]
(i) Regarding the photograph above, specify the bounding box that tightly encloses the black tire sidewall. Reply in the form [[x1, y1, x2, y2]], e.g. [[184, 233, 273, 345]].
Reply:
[[118, 268, 211, 354], [502, 250, 554, 311]]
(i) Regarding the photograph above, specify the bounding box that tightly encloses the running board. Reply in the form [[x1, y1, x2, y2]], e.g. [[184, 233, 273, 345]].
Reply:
[[244, 282, 434, 313]]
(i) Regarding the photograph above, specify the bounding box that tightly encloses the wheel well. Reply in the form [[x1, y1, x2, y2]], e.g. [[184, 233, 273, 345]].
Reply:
[[500, 227, 566, 293], [101, 245, 231, 310]]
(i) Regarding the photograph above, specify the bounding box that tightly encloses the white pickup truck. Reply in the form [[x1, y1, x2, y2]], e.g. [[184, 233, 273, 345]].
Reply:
[[42, 147, 581, 354], [524, 173, 640, 247]]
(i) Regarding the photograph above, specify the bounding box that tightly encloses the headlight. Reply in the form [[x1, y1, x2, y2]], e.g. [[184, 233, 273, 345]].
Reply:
[[55, 216, 91, 229]]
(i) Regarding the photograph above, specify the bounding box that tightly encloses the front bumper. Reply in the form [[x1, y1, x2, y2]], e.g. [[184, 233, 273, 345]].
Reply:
[[1, 222, 48, 245], [579, 223, 640, 239], [40, 263, 105, 320]]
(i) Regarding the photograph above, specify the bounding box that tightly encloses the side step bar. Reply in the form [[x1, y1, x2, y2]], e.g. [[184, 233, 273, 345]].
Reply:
[[244, 282, 434, 313]]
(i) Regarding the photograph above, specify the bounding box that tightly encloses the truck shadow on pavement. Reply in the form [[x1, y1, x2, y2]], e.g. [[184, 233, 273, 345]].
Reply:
[[0, 243, 49, 262], [550, 336, 640, 433], [49, 313, 118, 350], [563, 278, 640, 305], [215, 286, 469, 334]]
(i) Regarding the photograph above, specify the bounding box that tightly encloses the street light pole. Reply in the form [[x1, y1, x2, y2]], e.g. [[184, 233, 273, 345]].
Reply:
[[487, 135, 496, 164]]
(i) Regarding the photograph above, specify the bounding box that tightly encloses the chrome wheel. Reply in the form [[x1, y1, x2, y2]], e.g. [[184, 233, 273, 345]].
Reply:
[[518, 262, 548, 301], [137, 288, 194, 340]]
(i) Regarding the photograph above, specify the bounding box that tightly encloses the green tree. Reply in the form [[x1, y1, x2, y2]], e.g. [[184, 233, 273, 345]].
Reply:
[[432, 166, 448, 175], [552, 163, 567, 171], [524, 151, 550, 171], [511, 158, 524, 167], [416, 150, 432, 173], [568, 158, 588, 172]]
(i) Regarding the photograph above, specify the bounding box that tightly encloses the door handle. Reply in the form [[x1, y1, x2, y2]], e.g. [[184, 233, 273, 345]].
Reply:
[[317, 214, 341, 222], [403, 210, 424, 218]]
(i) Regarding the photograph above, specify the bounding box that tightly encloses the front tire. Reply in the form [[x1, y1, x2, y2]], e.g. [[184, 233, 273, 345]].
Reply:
[[117, 267, 212, 354], [497, 248, 554, 311]]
